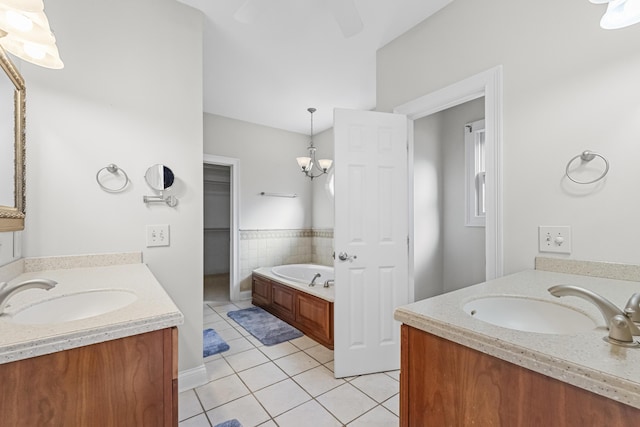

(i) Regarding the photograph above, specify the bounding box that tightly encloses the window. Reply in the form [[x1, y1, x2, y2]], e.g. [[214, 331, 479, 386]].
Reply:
[[465, 119, 485, 227]]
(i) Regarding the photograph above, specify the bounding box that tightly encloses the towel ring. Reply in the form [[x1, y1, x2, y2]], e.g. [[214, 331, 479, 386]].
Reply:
[[96, 163, 130, 193], [565, 150, 609, 185]]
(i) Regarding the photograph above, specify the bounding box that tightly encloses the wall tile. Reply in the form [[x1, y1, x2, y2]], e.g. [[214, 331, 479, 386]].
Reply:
[[239, 229, 333, 292]]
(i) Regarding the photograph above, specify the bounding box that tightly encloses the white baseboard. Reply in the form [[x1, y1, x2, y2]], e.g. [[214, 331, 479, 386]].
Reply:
[[178, 364, 208, 392], [238, 290, 252, 300]]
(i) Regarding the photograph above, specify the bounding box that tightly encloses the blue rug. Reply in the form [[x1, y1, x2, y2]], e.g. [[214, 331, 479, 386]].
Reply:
[[214, 419, 242, 427], [227, 306, 303, 346], [203, 328, 229, 357]]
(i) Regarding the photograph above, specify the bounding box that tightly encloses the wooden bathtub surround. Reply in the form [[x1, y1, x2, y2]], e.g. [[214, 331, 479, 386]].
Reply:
[[400, 325, 640, 426], [0, 327, 178, 427], [252, 273, 333, 349]]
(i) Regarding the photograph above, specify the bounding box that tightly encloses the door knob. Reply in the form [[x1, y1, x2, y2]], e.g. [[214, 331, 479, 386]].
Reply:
[[338, 252, 357, 262]]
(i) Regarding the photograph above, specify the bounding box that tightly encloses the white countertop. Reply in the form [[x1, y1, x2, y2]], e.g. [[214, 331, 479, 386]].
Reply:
[[253, 267, 335, 302], [394, 269, 640, 409], [0, 263, 183, 364]]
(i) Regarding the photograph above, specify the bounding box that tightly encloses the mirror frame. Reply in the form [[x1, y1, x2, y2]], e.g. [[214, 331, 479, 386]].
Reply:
[[0, 47, 25, 232]]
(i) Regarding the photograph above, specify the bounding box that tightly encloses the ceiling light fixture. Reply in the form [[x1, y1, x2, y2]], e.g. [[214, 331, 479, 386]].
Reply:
[[296, 108, 333, 181], [0, 1, 64, 69], [590, 0, 640, 29]]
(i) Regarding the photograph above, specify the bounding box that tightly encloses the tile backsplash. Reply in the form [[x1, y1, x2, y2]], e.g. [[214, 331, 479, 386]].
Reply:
[[239, 229, 333, 293]]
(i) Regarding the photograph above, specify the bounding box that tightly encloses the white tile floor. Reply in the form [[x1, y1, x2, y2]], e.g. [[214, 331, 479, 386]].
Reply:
[[179, 300, 400, 427]]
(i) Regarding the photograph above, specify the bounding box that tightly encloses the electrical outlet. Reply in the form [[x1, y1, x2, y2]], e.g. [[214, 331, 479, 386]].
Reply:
[[538, 226, 571, 254], [146, 224, 170, 247]]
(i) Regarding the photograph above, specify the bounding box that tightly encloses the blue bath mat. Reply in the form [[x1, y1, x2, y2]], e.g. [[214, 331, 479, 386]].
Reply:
[[214, 419, 242, 427], [203, 328, 229, 357], [227, 306, 303, 346]]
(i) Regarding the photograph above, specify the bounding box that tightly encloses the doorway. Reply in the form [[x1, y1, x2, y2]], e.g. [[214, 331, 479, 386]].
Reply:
[[413, 97, 486, 300], [395, 65, 504, 303], [203, 163, 231, 302], [203, 154, 241, 303]]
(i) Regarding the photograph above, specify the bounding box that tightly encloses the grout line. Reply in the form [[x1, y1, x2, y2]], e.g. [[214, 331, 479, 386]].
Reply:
[[194, 300, 399, 427]]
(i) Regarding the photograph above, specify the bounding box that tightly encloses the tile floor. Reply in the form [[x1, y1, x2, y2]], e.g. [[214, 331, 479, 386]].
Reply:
[[179, 300, 400, 427]]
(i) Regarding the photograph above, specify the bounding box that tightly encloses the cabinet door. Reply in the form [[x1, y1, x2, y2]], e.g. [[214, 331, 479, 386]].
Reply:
[[296, 292, 333, 346], [271, 282, 295, 321], [400, 325, 640, 427], [0, 328, 176, 427], [252, 274, 271, 307]]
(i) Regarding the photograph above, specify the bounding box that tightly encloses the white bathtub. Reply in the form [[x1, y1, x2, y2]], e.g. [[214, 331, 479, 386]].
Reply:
[[271, 264, 334, 284]]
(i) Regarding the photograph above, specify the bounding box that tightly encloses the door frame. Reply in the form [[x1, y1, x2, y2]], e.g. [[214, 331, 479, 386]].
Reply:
[[203, 154, 241, 301], [394, 66, 503, 302]]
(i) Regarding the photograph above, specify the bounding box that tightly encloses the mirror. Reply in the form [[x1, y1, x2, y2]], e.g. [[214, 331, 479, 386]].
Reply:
[[145, 164, 175, 191], [0, 47, 25, 232]]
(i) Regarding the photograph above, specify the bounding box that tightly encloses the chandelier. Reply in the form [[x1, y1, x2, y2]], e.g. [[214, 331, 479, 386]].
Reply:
[[590, 0, 640, 29], [296, 107, 333, 180]]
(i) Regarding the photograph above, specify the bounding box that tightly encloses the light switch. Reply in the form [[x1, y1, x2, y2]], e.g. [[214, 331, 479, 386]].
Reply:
[[146, 224, 170, 247], [538, 226, 571, 254]]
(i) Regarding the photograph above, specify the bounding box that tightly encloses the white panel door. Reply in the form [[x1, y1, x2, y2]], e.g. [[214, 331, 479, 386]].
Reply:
[[333, 108, 408, 378]]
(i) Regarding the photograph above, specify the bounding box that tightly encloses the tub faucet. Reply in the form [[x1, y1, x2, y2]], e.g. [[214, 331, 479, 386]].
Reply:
[[323, 279, 334, 288], [309, 273, 322, 287], [548, 284, 640, 344], [0, 279, 58, 314]]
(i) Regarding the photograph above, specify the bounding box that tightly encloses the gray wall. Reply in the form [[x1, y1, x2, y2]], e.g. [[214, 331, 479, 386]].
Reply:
[[413, 112, 444, 300], [413, 98, 485, 300], [441, 98, 485, 293], [21, 0, 204, 372], [378, 0, 640, 273], [203, 113, 312, 230]]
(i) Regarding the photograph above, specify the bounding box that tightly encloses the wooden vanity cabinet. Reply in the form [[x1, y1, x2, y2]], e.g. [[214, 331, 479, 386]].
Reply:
[[252, 273, 334, 349], [0, 327, 178, 427], [400, 325, 640, 426]]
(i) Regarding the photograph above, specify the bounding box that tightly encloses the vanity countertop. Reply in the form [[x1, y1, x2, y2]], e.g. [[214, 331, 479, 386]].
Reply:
[[394, 269, 640, 409], [0, 263, 183, 364], [253, 267, 334, 302]]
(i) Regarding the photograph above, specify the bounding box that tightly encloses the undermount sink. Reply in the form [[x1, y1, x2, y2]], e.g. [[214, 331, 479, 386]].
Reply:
[[10, 290, 137, 324], [463, 296, 597, 334]]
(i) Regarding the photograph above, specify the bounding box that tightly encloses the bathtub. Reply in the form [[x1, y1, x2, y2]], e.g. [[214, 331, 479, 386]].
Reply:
[[271, 264, 334, 285], [253, 264, 335, 348]]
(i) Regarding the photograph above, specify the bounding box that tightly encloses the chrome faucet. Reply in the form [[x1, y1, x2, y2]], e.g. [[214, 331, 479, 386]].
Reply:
[[309, 273, 322, 287], [548, 284, 640, 345], [323, 279, 334, 288], [0, 279, 58, 314], [624, 293, 640, 322]]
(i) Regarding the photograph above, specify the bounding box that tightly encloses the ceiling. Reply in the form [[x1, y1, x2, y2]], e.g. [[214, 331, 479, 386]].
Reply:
[[176, 0, 452, 134]]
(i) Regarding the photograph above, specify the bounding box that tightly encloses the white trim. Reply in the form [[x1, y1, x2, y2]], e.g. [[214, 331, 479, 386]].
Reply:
[[203, 154, 241, 301], [405, 122, 415, 304], [465, 119, 486, 227], [394, 65, 504, 282], [239, 290, 252, 301], [178, 364, 208, 392]]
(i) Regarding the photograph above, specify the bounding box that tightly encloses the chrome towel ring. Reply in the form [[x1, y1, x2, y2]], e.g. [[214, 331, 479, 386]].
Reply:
[[565, 150, 609, 185], [96, 163, 130, 193]]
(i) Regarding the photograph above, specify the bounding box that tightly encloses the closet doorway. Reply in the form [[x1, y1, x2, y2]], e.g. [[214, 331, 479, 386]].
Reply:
[[203, 155, 240, 303]]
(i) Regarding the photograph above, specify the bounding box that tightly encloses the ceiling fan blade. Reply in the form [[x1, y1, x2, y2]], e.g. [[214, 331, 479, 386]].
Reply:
[[327, 0, 363, 38], [233, 0, 267, 24]]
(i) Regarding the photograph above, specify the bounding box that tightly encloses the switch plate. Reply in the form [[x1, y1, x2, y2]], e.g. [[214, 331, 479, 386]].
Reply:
[[538, 226, 571, 254], [146, 224, 170, 247]]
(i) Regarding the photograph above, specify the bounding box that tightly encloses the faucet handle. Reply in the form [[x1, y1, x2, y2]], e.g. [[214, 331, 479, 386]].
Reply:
[[624, 293, 640, 322], [607, 314, 639, 346]]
